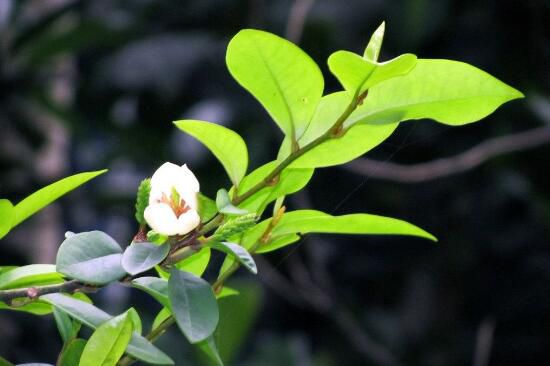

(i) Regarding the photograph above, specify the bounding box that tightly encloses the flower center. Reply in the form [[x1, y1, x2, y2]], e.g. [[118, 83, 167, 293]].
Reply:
[[158, 187, 191, 218]]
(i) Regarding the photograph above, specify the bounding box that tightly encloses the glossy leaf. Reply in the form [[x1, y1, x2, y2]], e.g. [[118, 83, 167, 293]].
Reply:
[[41, 294, 174, 365], [216, 189, 247, 215], [174, 120, 248, 186], [364, 21, 385, 62], [209, 242, 257, 274], [328, 51, 417, 95], [168, 269, 219, 343], [132, 277, 169, 308], [281, 92, 397, 168], [226, 29, 324, 140], [57, 338, 86, 366], [156, 247, 211, 278], [255, 233, 301, 254], [0, 199, 14, 240], [0, 300, 53, 315], [348, 59, 524, 127], [56, 231, 126, 285], [12, 170, 107, 228], [198, 193, 218, 223], [0, 264, 63, 290], [79, 312, 133, 366], [121, 242, 170, 275]]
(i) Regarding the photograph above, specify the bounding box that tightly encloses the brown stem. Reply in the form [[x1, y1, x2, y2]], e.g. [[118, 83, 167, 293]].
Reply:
[[0, 280, 95, 304]]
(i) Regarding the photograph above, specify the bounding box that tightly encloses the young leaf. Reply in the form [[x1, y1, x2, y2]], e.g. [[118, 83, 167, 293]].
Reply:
[[210, 214, 257, 242], [135, 178, 151, 225], [364, 21, 385, 62], [174, 120, 248, 186], [197, 335, 224, 366], [54, 307, 81, 343], [57, 338, 86, 366], [12, 170, 107, 228], [208, 242, 257, 274], [216, 286, 240, 299], [216, 189, 247, 215], [0, 199, 14, 240], [127, 307, 142, 335], [41, 294, 174, 365], [280, 92, 397, 168], [168, 269, 219, 344], [226, 29, 324, 141], [0, 264, 64, 290], [56, 231, 127, 285], [152, 307, 172, 331], [255, 233, 301, 254], [131, 277, 170, 308], [156, 247, 212, 278], [348, 59, 524, 127], [121, 242, 170, 275], [328, 51, 417, 95], [79, 312, 133, 366], [198, 193, 218, 223], [0, 300, 54, 315]]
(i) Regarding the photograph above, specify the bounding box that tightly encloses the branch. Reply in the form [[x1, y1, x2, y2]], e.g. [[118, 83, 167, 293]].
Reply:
[[0, 280, 95, 303], [344, 125, 550, 183]]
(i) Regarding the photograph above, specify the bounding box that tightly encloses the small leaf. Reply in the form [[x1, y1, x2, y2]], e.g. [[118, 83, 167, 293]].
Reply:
[[147, 230, 168, 245], [226, 29, 324, 140], [79, 312, 133, 366], [0, 264, 64, 290], [328, 51, 417, 95], [198, 193, 218, 223], [216, 189, 247, 215], [348, 59, 524, 127], [0, 199, 14, 240], [216, 287, 239, 299], [152, 307, 172, 331], [174, 120, 248, 186], [127, 308, 142, 335], [12, 170, 107, 228], [156, 247, 212, 278], [57, 338, 86, 366], [131, 277, 169, 308], [134, 178, 151, 225], [0, 300, 53, 315], [56, 231, 127, 285], [54, 307, 81, 343], [209, 242, 257, 274], [121, 242, 170, 275], [197, 335, 224, 366], [168, 269, 219, 344], [364, 21, 385, 62]]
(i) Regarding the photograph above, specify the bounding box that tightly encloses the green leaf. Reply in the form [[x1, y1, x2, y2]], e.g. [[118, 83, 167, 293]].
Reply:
[[216, 189, 247, 215], [152, 307, 172, 331], [0, 264, 64, 290], [79, 312, 133, 366], [12, 170, 107, 228], [226, 29, 324, 141], [198, 193, 218, 223], [0, 300, 53, 315], [41, 294, 174, 365], [255, 233, 301, 254], [147, 230, 168, 245], [156, 247, 212, 278], [364, 21, 385, 62], [121, 242, 170, 275], [127, 307, 142, 335], [56, 231, 127, 285], [168, 269, 219, 344], [174, 120, 248, 186], [54, 307, 81, 342], [0, 355, 14, 366], [197, 335, 224, 366], [209, 242, 257, 274], [211, 214, 257, 243], [328, 51, 417, 95], [235, 161, 313, 214], [348, 59, 524, 127], [135, 178, 151, 225], [131, 277, 169, 308], [57, 338, 86, 366], [0, 200, 14, 240], [281, 92, 398, 168], [216, 286, 239, 299]]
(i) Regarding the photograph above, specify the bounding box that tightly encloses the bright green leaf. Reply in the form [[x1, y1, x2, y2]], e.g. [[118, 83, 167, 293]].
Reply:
[[168, 269, 219, 344], [121, 242, 169, 275], [197, 335, 224, 366], [56, 231, 126, 285], [364, 21, 385, 62], [209, 242, 257, 274], [57, 338, 86, 366], [198, 193, 218, 223], [79, 312, 133, 366], [216, 286, 239, 299], [255, 233, 301, 254], [12, 170, 107, 228], [174, 120, 248, 186], [348, 59, 524, 127], [226, 29, 324, 140], [0, 300, 53, 315], [0, 264, 64, 290], [216, 189, 247, 215], [156, 247, 211, 278], [152, 307, 172, 331], [0, 200, 14, 240], [127, 307, 142, 335]]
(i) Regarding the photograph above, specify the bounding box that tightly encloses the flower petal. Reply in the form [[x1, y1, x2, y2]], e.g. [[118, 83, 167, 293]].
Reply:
[[144, 203, 181, 236], [175, 209, 201, 235]]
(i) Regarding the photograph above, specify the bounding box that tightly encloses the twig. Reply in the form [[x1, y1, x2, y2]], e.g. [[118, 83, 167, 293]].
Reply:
[[285, 0, 315, 43], [344, 125, 550, 183], [0, 280, 94, 303]]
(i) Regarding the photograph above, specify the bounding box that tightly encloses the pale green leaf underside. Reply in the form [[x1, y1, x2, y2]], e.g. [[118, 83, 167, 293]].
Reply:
[[12, 170, 107, 228], [121, 242, 170, 275], [364, 21, 385, 62], [174, 120, 248, 186], [348, 59, 524, 127], [209, 242, 257, 274], [226, 29, 324, 140], [79, 313, 133, 366]]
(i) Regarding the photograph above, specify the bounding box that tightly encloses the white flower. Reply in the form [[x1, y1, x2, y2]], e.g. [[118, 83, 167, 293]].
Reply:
[[144, 162, 201, 236]]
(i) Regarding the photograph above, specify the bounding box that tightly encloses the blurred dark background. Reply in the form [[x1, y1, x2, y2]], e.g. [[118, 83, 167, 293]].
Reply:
[[1, 0, 549, 365]]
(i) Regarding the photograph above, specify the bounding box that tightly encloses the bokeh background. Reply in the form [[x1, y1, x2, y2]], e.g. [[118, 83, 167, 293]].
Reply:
[[1, 0, 549, 365]]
